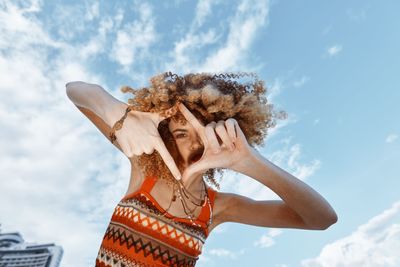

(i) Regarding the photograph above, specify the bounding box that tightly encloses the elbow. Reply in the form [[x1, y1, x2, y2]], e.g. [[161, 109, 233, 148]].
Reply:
[[66, 81, 79, 96], [65, 81, 85, 91], [65, 81, 89, 101], [310, 212, 338, 230]]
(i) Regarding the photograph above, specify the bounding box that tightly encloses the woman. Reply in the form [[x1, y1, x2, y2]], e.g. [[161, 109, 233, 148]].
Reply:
[[66, 72, 338, 267]]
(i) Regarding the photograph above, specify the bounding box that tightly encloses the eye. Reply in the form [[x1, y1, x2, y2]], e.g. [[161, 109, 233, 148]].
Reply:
[[175, 133, 186, 139]]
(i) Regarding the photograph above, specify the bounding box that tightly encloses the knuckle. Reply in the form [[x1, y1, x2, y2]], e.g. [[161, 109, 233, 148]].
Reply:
[[226, 118, 237, 124], [206, 121, 216, 127], [216, 120, 225, 127], [205, 124, 215, 132], [144, 147, 154, 154], [215, 123, 226, 132]]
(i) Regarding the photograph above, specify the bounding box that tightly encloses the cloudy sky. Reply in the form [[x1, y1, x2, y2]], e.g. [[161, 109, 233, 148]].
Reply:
[[1, 0, 399, 266]]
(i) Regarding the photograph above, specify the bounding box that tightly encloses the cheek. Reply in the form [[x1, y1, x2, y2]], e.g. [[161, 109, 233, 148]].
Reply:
[[175, 140, 189, 155]]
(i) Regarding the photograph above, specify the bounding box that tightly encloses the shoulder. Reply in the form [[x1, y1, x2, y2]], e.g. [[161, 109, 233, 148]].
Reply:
[[207, 190, 237, 231]]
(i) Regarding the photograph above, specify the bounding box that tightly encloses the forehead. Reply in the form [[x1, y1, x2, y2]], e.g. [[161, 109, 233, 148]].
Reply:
[[168, 118, 189, 131]]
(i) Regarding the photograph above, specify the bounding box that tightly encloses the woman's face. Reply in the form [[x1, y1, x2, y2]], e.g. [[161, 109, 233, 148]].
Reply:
[[168, 118, 204, 170]]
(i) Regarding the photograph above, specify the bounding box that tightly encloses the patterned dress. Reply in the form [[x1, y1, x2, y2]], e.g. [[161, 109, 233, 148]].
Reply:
[[95, 175, 217, 267]]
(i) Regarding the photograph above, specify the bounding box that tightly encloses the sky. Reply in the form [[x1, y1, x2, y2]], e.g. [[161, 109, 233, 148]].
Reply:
[[0, 0, 399, 266]]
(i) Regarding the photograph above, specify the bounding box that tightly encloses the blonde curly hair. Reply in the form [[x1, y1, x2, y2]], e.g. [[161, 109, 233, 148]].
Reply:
[[120, 71, 287, 190]]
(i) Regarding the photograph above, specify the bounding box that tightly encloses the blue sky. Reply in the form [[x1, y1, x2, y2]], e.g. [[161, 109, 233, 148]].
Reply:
[[1, 0, 399, 266]]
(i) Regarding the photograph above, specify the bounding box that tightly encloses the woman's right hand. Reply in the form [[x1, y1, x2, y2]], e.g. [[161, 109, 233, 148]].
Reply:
[[112, 104, 182, 181]]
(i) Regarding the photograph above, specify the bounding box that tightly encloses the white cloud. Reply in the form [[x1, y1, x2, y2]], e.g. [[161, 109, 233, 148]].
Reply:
[[110, 1, 157, 71], [168, 29, 220, 71], [254, 234, 275, 248], [254, 228, 282, 248], [293, 76, 310, 88], [0, 1, 130, 266], [327, 45, 342, 57], [85, 2, 99, 21], [269, 142, 321, 181], [267, 78, 283, 102], [301, 200, 400, 267], [385, 134, 398, 143], [268, 228, 283, 237], [48, 3, 92, 41], [198, 0, 269, 72], [207, 247, 245, 260], [166, 0, 269, 73], [346, 7, 368, 23], [193, 0, 221, 29], [197, 247, 245, 266]]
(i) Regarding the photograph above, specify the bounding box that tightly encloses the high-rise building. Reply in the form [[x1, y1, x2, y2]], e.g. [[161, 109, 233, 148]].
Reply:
[[0, 231, 63, 267]]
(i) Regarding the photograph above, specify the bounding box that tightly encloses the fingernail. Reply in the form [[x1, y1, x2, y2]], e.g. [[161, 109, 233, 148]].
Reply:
[[214, 149, 220, 154]]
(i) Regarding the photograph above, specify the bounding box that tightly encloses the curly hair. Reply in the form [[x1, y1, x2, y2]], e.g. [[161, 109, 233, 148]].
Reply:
[[119, 71, 287, 190]]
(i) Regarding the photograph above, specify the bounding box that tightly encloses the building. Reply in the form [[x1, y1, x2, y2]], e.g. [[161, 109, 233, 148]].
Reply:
[[0, 231, 63, 267]]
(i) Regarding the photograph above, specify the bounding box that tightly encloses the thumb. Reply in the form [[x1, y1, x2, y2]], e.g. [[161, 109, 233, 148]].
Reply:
[[181, 160, 209, 181], [154, 137, 182, 181]]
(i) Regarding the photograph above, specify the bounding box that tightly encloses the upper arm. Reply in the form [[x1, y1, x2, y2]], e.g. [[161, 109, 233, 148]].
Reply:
[[213, 192, 316, 230]]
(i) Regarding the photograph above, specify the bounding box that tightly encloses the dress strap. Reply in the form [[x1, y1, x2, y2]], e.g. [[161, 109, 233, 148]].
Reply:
[[140, 175, 157, 193], [195, 186, 217, 224], [121, 175, 156, 201], [207, 187, 217, 210]]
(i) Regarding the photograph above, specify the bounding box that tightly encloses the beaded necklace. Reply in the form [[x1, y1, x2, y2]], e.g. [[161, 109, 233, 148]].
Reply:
[[160, 177, 212, 228]]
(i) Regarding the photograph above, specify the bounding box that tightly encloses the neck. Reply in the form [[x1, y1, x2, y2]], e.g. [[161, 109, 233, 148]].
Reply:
[[180, 172, 205, 194]]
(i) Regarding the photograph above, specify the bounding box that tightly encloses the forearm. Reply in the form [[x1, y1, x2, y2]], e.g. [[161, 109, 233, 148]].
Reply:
[[66, 81, 127, 127], [232, 147, 338, 229]]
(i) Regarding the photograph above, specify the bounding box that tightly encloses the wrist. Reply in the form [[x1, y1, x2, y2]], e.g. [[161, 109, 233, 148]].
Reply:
[[230, 146, 263, 174], [108, 105, 133, 143]]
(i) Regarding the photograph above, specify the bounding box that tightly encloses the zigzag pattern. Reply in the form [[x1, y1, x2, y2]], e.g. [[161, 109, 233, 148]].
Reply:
[[126, 194, 207, 239], [113, 202, 203, 251], [95, 176, 216, 267], [104, 224, 196, 267], [96, 247, 149, 267]]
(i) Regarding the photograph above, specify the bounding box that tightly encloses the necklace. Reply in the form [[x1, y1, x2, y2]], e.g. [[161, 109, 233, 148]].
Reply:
[[178, 178, 207, 206], [161, 177, 211, 227]]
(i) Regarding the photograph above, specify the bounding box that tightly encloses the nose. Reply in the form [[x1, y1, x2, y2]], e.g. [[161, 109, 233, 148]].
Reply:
[[190, 136, 203, 151]]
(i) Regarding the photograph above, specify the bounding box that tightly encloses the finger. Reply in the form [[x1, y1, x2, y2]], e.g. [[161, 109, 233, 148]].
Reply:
[[215, 120, 235, 151], [153, 137, 182, 180], [205, 122, 221, 153], [233, 120, 246, 141], [116, 133, 134, 157], [143, 145, 155, 155], [177, 102, 205, 130], [225, 118, 237, 141], [183, 160, 208, 181]]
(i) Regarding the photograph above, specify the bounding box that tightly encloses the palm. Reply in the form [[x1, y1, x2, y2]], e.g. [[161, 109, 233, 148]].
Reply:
[[115, 104, 182, 180], [177, 103, 252, 181]]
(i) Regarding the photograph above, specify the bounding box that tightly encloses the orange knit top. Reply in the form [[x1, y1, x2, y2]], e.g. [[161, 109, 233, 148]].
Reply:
[[95, 175, 217, 267]]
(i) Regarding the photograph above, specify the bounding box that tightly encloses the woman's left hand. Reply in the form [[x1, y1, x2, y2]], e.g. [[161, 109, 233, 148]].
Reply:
[[177, 102, 254, 181]]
